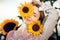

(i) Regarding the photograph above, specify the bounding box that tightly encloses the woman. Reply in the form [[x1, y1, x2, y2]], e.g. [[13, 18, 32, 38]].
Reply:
[[6, 0, 58, 40]]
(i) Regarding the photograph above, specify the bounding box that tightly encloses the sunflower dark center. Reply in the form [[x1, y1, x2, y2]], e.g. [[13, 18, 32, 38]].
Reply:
[[23, 7, 29, 13], [3, 22, 16, 32], [32, 24, 40, 31]]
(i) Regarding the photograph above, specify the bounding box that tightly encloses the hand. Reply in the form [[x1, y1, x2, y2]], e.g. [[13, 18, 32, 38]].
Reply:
[[39, 3, 52, 11]]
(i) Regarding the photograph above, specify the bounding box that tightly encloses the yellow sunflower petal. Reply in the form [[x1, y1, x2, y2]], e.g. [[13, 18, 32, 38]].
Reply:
[[18, 2, 34, 18], [27, 20, 43, 36], [0, 19, 19, 35]]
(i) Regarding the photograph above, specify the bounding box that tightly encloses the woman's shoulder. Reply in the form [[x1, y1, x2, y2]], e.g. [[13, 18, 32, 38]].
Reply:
[[7, 30, 15, 36], [6, 30, 16, 40]]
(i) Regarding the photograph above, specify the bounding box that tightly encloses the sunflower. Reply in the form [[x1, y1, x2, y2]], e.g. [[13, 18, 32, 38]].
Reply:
[[27, 20, 43, 36], [0, 25, 2, 33], [18, 2, 34, 18], [0, 19, 18, 35]]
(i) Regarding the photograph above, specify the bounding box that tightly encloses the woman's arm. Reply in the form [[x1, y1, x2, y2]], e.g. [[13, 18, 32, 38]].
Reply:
[[39, 5, 59, 40]]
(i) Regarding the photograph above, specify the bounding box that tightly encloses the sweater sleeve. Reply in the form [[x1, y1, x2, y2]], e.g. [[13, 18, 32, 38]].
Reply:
[[39, 4, 59, 40], [6, 30, 15, 40]]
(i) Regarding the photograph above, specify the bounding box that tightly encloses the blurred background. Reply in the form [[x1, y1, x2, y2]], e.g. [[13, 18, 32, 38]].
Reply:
[[0, 0, 60, 40]]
